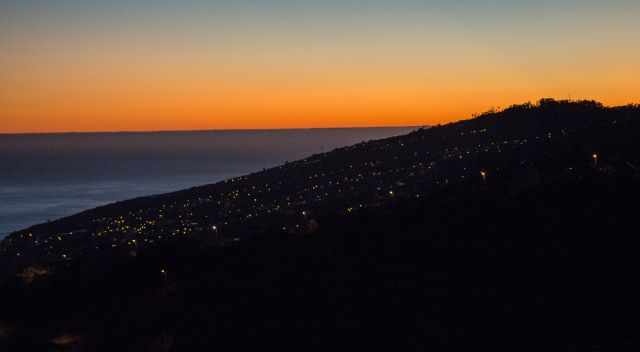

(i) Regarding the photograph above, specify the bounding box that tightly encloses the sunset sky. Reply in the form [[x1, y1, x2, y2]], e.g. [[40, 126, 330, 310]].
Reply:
[[1, 0, 639, 133]]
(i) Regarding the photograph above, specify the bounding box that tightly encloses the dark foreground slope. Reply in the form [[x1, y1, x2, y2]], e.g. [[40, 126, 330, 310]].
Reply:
[[1, 99, 640, 351]]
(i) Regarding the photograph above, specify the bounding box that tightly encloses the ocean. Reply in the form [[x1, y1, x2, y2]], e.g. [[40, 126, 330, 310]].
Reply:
[[0, 127, 414, 239]]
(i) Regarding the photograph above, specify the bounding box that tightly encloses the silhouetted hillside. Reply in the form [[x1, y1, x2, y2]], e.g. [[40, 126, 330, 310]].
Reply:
[[1, 99, 640, 351]]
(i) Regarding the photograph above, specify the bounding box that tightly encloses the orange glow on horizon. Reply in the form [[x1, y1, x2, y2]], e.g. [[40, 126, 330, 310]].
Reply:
[[2, 3, 639, 134], [3, 51, 638, 133], [3, 62, 639, 134], [2, 90, 638, 134]]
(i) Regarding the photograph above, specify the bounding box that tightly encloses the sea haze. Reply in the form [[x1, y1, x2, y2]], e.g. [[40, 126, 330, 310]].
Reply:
[[0, 127, 415, 239]]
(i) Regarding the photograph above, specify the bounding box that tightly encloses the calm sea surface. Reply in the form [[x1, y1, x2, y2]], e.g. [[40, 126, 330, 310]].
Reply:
[[0, 128, 414, 239]]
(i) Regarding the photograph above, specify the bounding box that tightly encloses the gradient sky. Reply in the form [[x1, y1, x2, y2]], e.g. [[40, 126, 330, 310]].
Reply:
[[1, 0, 639, 133]]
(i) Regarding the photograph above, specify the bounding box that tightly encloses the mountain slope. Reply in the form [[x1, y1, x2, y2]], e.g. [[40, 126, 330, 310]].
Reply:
[[2, 99, 638, 270], [1, 99, 640, 350]]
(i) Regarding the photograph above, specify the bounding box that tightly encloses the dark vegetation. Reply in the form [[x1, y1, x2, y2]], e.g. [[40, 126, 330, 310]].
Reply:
[[1, 99, 640, 350]]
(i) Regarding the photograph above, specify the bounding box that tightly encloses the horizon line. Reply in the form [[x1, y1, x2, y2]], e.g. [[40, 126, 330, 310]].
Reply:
[[4, 98, 636, 136], [0, 125, 427, 137]]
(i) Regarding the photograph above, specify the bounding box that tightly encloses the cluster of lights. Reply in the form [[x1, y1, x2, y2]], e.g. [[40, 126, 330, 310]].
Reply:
[[6, 125, 611, 265]]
